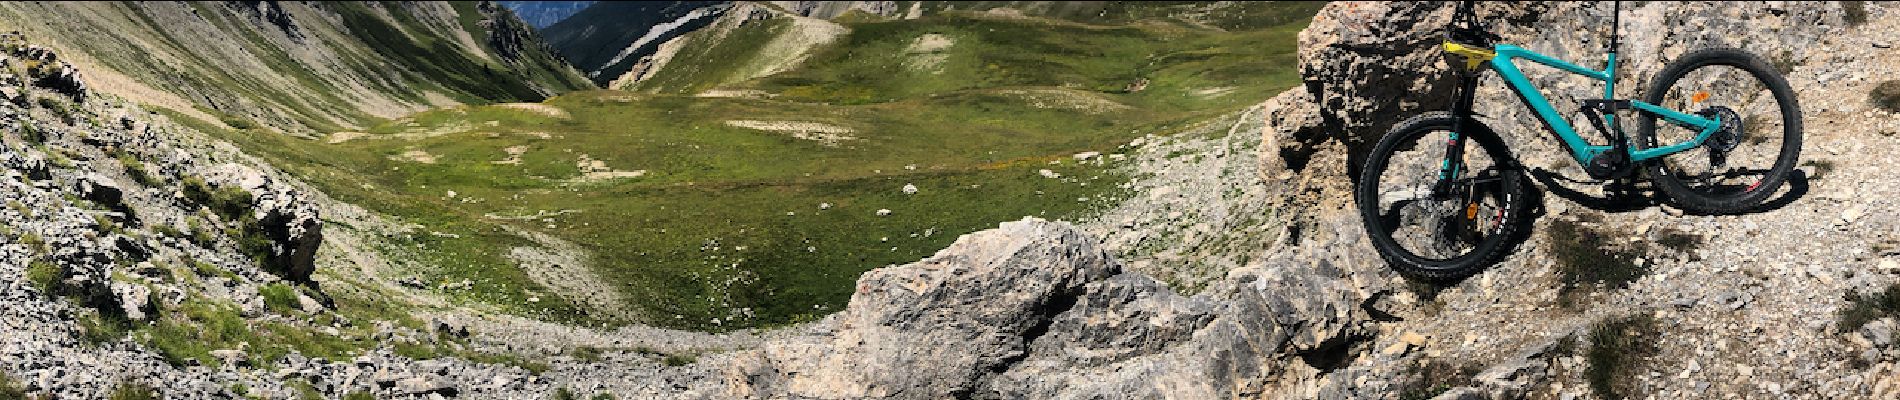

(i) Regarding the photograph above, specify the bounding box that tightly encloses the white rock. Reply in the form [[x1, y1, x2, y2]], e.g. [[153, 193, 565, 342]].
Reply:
[[1073, 151, 1100, 161], [902, 184, 918, 195], [819, 202, 832, 210], [1843, 206, 1865, 223], [1038, 169, 1061, 179], [876, 209, 892, 216]]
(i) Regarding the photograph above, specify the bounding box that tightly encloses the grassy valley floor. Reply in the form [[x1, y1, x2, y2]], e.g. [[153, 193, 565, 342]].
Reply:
[[169, 2, 1319, 330]]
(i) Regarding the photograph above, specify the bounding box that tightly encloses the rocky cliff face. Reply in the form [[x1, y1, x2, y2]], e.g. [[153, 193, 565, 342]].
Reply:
[[5, 1, 1899, 399], [0, 1, 594, 136]]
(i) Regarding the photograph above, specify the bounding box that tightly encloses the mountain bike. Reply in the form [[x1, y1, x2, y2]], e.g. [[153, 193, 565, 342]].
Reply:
[[1355, 1, 1802, 279]]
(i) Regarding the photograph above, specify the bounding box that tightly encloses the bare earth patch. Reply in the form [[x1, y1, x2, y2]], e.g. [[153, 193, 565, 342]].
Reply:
[[389, 149, 438, 164], [904, 33, 955, 74], [724, 120, 858, 146], [1194, 86, 1238, 99], [696, 89, 774, 99], [326, 131, 367, 143], [496, 103, 571, 119], [569, 154, 647, 183], [501, 226, 639, 320], [998, 88, 1133, 114], [493, 145, 528, 165]]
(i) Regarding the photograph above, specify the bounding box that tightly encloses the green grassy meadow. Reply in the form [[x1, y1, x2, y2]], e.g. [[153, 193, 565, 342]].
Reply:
[[172, 3, 1319, 330]]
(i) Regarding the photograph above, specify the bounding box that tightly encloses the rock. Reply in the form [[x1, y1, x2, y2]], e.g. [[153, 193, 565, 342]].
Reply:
[[205, 163, 322, 282], [726, 218, 1369, 399], [210, 349, 247, 367], [395, 376, 457, 396], [109, 280, 153, 321], [875, 208, 892, 216], [1073, 151, 1100, 161], [74, 173, 125, 211], [1882, 259, 1900, 272], [1400, 331, 1429, 346], [1843, 206, 1866, 223], [901, 183, 918, 195], [1037, 169, 1061, 179], [1864, 319, 1895, 348]]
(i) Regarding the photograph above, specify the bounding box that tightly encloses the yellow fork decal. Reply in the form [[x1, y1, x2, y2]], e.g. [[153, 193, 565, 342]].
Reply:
[[1443, 41, 1496, 70]]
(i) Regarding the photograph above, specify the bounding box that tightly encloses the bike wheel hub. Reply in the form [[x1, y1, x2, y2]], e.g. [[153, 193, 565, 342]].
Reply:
[[1697, 105, 1744, 158]]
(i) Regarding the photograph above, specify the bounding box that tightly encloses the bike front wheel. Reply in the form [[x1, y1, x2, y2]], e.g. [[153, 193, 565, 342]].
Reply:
[[1356, 112, 1528, 281], [1637, 47, 1803, 214]]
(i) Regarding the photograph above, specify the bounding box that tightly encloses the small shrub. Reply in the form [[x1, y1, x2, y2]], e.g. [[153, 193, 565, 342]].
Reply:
[[1770, 51, 1798, 75], [570, 346, 604, 362], [591, 393, 617, 400], [144, 299, 255, 367], [1844, 1, 1868, 26], [119, 153, 159, 187], [151, 224, 185, 239], [1585, 314, 1659, 400], [182, 176, 254, 220], [77, 309, 133, 346], [343, 392, 376, 400], [1397, 360, 1481, 400], [220, 114, 260, 131], [19, 122, 45, 144], [188, 219, 216, 247], [25, 260, 61, 294], [260, 283, 300, 314], [1802, 159, 1836, 181], [94, 214, 122, 235], [662, 353, 696, 366], [1840, 284, 1900, 331], [1655, 229, 1702, 253], [109, 382, 159, 400], [0, 369, 26, 399], [553, 388, 578, 400], [1873, 80, 1900, 113], [1549, 217, 1647, 306], [19, 232, 46, 254]]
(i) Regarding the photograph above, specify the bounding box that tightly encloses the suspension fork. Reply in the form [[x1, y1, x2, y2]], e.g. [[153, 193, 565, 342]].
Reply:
[[1433, 71, 1482, 199]]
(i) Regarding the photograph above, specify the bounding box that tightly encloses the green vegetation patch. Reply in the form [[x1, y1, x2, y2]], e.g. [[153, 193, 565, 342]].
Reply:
[[1397, 359, 1481, 400], [140, 296, 371, 368], [0, 369, 27, 399], [260, 283, 300, 314], [1844, 1, 1868, 26], [1585, 313, 1660, 400], [109, 382, 159, 400], [1873, 80, 1900, 113], [1549, 217, 1648, 306], [1840, 284, 1900, 331]]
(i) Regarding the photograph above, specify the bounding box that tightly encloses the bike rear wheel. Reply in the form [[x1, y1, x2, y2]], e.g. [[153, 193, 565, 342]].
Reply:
[[1637, 47, 1802, 214], [1356, 112, 1527, 281]]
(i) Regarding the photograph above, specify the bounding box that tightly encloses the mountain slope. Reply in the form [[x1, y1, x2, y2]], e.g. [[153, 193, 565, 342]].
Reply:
[[550, 1, 1322, 91], [541, 1, 728, 86], [498, 0, 597, 28], [0, 1, 594, 136]]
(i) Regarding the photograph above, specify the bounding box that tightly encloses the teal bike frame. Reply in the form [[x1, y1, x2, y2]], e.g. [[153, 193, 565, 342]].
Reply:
[[1485, 44, 1725, 164]]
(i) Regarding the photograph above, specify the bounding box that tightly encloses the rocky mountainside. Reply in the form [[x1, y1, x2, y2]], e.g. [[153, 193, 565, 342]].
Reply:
[[550, 1, 1320, 91], [497, 1, 597, 28], [0, 1, 593, 136], [4, 1, 1898, 399], [541, 1, 728, 86]]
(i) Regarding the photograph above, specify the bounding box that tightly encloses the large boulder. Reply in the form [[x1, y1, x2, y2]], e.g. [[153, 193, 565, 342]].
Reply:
[[205, 163, 322, 282], [724, 218, 1371, 399]]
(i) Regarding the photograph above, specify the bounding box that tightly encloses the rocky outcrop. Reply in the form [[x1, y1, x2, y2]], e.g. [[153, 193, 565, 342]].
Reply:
[[725, 218, 1373, 399], [203, 163, 323, 282]]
